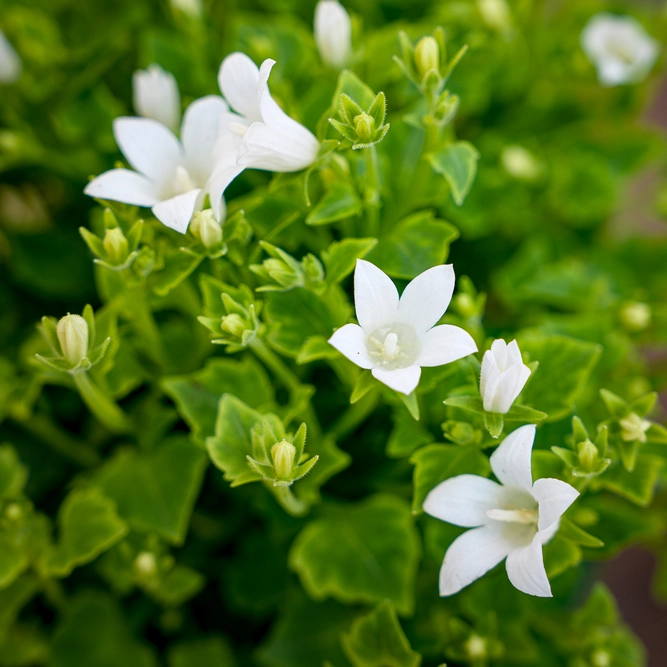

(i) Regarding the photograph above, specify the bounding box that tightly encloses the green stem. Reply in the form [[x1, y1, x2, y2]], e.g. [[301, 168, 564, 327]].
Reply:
[[363, 146, 381, 238], [327, 389, 379, 442], [73, 372, 132, 434], [122, 284, 166, 369], [271, 484, 308, 517], [39, 576, 66, 610]]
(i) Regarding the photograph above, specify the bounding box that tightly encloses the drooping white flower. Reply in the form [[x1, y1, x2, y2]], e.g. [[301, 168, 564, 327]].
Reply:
[[133, 64, 181, 133], [328, 260, 478, 395], [480, 339, 531, 414], [314, 0, 353, 69], [207, 53, 319, 218], [424, 424, 579, 597], [84, 96, 228, 233], [0, 29, 21, 84], [581, 13, 659, 87]]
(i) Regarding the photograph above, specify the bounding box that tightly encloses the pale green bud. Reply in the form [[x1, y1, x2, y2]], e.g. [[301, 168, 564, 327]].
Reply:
[[220, 313, 247, 339], [271, 440, 296, 480], [619, 412, 651, 444], [5, 503, 22, 521], [478, 0, 511, 30], [414, 36, 440, 78], [620, 301, 651, 332], [134, 551, 157, 577], [577, 439, 599, 472], [57, 314, 89, 365], [103, 227, 129, 264], [591, 649, 611, 667], [191, 209, 222, 249], [354, 113, 375, 143], [465, 634, 487, 659], [501, 145, 541, 181]]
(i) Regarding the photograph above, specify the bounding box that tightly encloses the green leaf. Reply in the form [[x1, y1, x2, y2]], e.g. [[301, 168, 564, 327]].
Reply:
[[351, 371, 376, 404], [341, 600, 421, 667], [0, 444, 28, 498], [94, 437, 208, 544], [428, 141, 479, 205], [558, 518, 604, 548], [543, 535, 581, 579], [386, 413, 435, 458], [399, 392, 420, 421], [153, 248, 203, 297], [443, 395, 484, 414], [503, 403, 548, 423], [163, 356, 274, 446], [44, 488, 128, 577], [600, 389, 629, 418], [51, 591, 156, 667], [150, 564, 205, 606], [322, 238, 378, 285], [484, 412, 504, 438], [600, 455, 664, 506], [0, 534, 28, 589], [289, 495, 421, 615], [333, 70, 377, 113], [307, 182, 362, 226], [518, 333, 602, 422], [168, 637, 236, 667], [0, 575, 39, 643], [411, 444, 491, 514], [296, 336, 339, 364], [367, 211, 459, 279]]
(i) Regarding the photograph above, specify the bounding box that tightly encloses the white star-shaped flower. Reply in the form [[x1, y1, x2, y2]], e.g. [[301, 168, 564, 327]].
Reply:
[[314, 0, 353, 69], [328, 259, 478, 395], [424, 424, 579, 597], [480, 339, 531, 414], [208, 53, 319, 218], [132, 64, 181, 133], [581, 13, 659, 87], [84, 95, 228, 233], [0, 29, 21, 84]]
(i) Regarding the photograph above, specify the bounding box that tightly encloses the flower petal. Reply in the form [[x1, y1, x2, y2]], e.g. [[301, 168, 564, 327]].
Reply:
[[217, 52, 262, 122], [181, 95, 230, 184], [371, 366, 420, 395], [438, 524, 515, 596], [353, 259, 399, 332], [505, 533, 552, 597], [84, 169, 160, 207], [423, 474, 505, 527], [484, 363, 525, 414], [151, 188, 201, 233], [417, 324, 477, 367], [113, 117, 183, 187], [490, 424, 536, 490], [132, 64, 181, 133], [396, 264, 455, 333], [328, 323, 374, 370], [0, 29, 22, 83], [531, 478, 579, 532]]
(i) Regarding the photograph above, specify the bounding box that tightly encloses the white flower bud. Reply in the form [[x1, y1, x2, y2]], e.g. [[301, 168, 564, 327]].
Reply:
[[132, 64, 181, 133], [480, 339, 531, 414], [414, 36, 440, 78], [478, 0, 511, 31], [0, 29, 21, 84], [190, 209, 222, 248], [134, 551, 157, 577], [103, 227, 129, 264], [620, 301, 651, 332], [170, 0, 202, 18], [57, 314, 89, 366], [619, 412, 651, 444], [314, 0, 353, 69], [501, 145, 541, 181], [271, 440, 296, 480]]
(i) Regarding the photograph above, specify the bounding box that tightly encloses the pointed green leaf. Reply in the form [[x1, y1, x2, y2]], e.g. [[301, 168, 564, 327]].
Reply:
[[322, 238, 378, 285], [600, 389, 630, 419], [168, 637, 236, 667], [297, 336, 339, 364], [307, 182, 363, 226], [601, 454, 664, 506], [558, 518, 604, 548], [428, 141, 479, 205], [443, 395, 484, 414], [367, 92, 387, 127], [503, 403, 548, 422], [351, 371, 376, 404], [0, 445, 28, 498]]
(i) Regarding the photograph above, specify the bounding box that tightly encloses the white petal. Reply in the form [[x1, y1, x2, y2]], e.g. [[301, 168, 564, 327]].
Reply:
[[354, 260, 399, 332], [505, 339, 523, 367], [396, 265, 455, 333], [417, 324, 477, 367], [84, 169, 160, 206], [537, 518, 560, 545], [151, 188, 201, 233], [490, 424, 535, 490], [217, 52, 262, 122], [181, 95, 230, 184], [485, 363, 525, 414], [0, 29, 21, 83], [371, 366, 420, 395], [132, 64, 181, 133], [505, 533, 552, 597], [490, 339, 508, 369], [328, 323, 374, 369], [438, 524, 515, 596], [113, 117, 183, 186], [531, 478, 579, 532], [314, 0, 353, 68], [423, 475, 504, 527], [207, 162, 244, 220], [479, 348, 500, 404]]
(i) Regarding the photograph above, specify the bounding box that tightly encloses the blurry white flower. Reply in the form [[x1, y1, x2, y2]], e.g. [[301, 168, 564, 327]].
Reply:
[[133, 64, 181, 133], [208, 53, 319, 218], [501, 145, 541, 181], [0, 29, 21, 84], [85, 96, 228, 233], [314, 0, 353, 69], [424, 424, 579, 597], [170, 0, 202, 18], [328, 260, 477, 395], [581, 13, 659, 87], [480, 339, 531, 414]]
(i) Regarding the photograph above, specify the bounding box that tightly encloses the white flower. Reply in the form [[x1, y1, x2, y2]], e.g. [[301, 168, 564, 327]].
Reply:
[[423, 424, 579, 597], [480, 339, 531, 414], [328, 260, 478, 395], [133, 64, 181, 133], [170, 0, 202, 18], [84, 96, 229, 233], [314, 0, 353, 69], [581, 13, 659, 87], [207, 53, 319, 218], [0, 29, 21, 84]]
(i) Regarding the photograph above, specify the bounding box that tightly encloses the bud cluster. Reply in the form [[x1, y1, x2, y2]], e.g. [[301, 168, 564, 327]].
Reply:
[[552, 417, 611, 478], [329, 92, 389, 150], [250, 241, 325, 293], [189, 209, 224, 255], [79, 208, 143, 271]]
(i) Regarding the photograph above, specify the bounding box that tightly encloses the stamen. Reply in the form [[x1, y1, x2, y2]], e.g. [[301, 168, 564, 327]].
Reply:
[[486, 508, 538, 525], [229, 122, 249, 137]]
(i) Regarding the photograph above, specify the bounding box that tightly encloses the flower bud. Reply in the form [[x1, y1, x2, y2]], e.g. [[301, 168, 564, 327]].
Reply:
[[103, 227, 129, 265], [480, 339, 531, 414], [134, 551, 158, 578], [619, 412, 651, 444], [478, 0, 511, 30], [57, 314, 89, 365], [170, 0, 202, 18], [220, 313, 248, 339], [132, 64, 181, 133], [501, 145, 541, 181], [354, 113, 375, 143], [414, 36, 440, 78], [191, 209, 222, 249], [577, 439, 599, 472], [0, 29, 22, 84], [314, 0, 352, 69], [620, 301, 651, 332], [271, 440, 296, 480]]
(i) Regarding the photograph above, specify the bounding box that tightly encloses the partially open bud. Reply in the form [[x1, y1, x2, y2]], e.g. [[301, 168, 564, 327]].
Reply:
[[414, 36, 440, 78], [314, 0, 352, 69], [57, 315, 89, 365], [103, 227, 129, 265], [354, 113, 375, 143], [619, 412, 651, 444], [577, 439, 599, 472], [191, 209, 223, 249], [271, 440, 297, 480]]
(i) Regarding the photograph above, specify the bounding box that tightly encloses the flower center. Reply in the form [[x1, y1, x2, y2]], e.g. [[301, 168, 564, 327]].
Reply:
[[606, 40, 635, 64], [229, 121, 249, 137], [486, 508, 538, 524], [366, 323, 421, 370]]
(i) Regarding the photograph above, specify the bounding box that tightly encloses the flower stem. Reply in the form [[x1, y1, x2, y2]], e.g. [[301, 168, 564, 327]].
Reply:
[[73, 372, 132, 434], [327, 389, 379, 442], [271, 484, 308, 517], [363, 146, 381, 238]]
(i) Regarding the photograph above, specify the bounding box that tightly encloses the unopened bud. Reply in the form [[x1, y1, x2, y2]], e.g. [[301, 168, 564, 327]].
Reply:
[[501, 145, 540, 181], [314, 0, 352, 69], [271, 440, 296, 480], [591, 649, 611, 667], [465, 634, 487, 659], [478, 0, 511, 30], [103, 227, 129, 264], [619, 412, 651, 444], [221, 313, 247, 338], [578, 439, 598, 471], [620, 301, 651, 332], [5, 503, 22, 521], [57, 314, 89, 365], [191, 209, 222, 249], [134, 551, 157, 577], [354, 113, 375, 143], [415, 36, 440, 77]]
